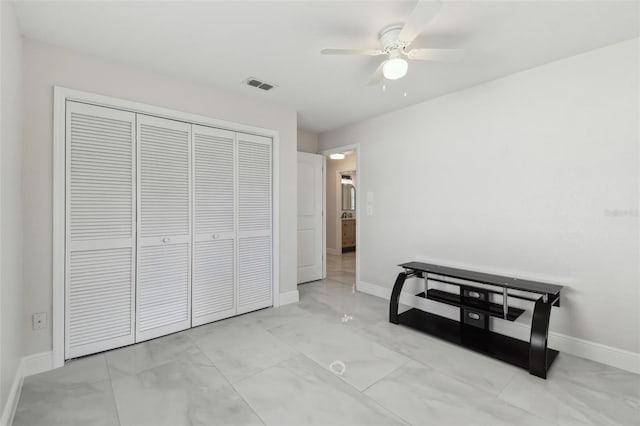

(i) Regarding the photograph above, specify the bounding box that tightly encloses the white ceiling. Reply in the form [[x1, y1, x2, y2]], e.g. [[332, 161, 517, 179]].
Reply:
[[14, 0, 640, 133]]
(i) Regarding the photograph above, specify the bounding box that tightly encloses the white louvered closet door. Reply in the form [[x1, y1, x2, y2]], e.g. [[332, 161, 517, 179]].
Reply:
[[192, 125, 236, 326], [237, 133, 273, 314], [65, 102, 136, 359], [136, 115, 192, 342]]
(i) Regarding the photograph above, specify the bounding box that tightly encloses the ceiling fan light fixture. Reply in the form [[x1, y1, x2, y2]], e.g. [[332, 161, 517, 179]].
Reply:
[[383, 57, 408, 80]]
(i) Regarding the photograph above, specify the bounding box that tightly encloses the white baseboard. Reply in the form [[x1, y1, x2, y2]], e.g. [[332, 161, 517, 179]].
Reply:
[[0, 360, 23, 426], [326, 248, 341, 256], [357, 280, 640, 374], [0, 351, 54, 426], [278, 290, 299, 306], [22, 352, 53, 377]]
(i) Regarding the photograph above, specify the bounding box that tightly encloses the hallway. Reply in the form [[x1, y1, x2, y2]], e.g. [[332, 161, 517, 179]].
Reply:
[[326, 252, 355, 286]]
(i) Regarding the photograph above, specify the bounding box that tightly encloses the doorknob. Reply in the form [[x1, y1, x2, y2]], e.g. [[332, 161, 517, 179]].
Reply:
[[212, 234, 220, 240], [162, 237, 171, 243]]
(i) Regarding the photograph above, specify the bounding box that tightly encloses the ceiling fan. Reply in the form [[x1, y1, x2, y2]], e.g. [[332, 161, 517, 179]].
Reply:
[[321, 0, 461, 84]]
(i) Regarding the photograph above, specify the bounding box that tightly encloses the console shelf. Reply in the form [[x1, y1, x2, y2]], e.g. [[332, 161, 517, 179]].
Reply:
[[418, 289, 526, 321], [389, 261, 563, 379], [398, 308, 559, 370]]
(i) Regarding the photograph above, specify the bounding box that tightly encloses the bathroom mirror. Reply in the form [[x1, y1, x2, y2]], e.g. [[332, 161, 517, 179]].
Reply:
[[341, 171, 356, 211]]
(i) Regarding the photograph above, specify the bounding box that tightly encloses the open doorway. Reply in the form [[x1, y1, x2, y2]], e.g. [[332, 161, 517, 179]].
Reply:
[[323, 149, 357, 288], [296, 144, 360, 289]]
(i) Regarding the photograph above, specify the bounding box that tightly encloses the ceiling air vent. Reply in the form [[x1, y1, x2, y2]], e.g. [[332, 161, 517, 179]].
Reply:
[[243, 77, 277, 92]]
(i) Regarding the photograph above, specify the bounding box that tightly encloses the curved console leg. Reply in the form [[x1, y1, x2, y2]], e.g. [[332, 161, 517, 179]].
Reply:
[[529, 297, 552, 379], [389, 272, 409, 324]]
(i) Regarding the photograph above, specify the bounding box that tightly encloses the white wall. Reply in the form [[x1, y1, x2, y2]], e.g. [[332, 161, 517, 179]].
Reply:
[[0, 0, 24, 415], [325, 154, 356, 254], [297, 128, 318, 153], [21, 39, 298, 356], [320, 38, 639, 354]]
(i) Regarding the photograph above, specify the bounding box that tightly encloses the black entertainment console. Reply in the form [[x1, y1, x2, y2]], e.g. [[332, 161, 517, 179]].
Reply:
[[389, 262, 563, 379]]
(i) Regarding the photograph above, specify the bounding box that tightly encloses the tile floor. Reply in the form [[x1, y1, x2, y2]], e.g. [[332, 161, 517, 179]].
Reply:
[[13, 252, 640, 425]]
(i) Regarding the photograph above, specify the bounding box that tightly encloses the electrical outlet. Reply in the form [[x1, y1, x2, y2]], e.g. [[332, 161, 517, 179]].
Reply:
[[32, 312, 47, 330]]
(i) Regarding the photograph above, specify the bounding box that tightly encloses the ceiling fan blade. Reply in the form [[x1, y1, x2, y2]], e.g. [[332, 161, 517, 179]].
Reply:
[[407, 48, 463, 62], [397, 0, 442, 46], [367, 61, 386, 85], [321, 48, 385, 56]]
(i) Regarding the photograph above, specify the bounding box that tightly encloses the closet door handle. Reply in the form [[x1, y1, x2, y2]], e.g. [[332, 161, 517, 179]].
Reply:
[[162, 237, 171, 244], [212, 234, 220, 240]]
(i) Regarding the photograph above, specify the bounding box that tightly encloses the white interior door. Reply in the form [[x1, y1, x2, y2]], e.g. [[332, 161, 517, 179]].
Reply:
[[192, 125, 236, 326], [136, 114, 192, 342], [297, 152, 324, 283], [237, 133, 273, 314], [65, 102, 136, 359]]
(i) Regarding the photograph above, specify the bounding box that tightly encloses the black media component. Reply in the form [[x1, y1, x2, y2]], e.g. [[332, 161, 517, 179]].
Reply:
[[389, 261, 562, 379]]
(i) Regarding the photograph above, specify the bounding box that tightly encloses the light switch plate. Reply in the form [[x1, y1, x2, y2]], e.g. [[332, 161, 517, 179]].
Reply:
[[367, 191, 374, 202], [32, 312, 47, 330], [367, 205, 374, 216]]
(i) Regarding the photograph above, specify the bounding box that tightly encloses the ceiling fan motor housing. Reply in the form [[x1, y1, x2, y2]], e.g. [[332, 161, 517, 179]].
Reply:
[[378, 24, 406, 52]]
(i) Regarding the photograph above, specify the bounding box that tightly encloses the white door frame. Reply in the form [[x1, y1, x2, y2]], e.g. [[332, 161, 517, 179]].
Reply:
[[322, 156, 327, 279], [320, 144, 360, 288], [53, 86, 281, 368]]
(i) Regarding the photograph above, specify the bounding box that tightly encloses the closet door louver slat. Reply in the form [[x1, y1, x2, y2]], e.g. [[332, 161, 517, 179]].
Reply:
[[237, 133, 273, 314], [65, 102, 136, 359], [136, 115, 192, 342], [192, 126, 237, 325]]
